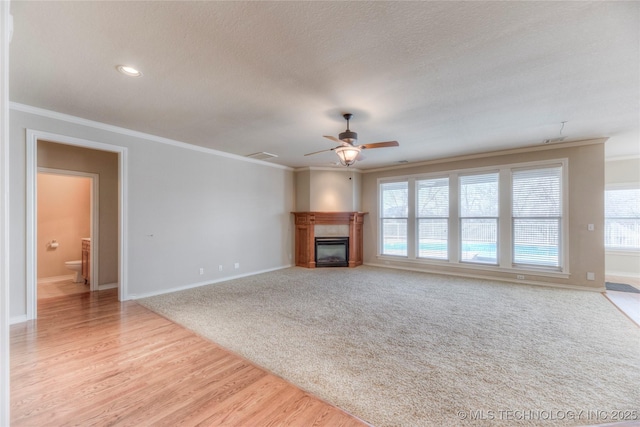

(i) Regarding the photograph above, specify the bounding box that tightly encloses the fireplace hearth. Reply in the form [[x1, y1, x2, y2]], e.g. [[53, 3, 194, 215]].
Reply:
[[315, 237, 349, 267]]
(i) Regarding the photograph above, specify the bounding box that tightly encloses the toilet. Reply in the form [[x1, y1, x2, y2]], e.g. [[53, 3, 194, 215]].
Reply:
[[64, 260, 83, 283]]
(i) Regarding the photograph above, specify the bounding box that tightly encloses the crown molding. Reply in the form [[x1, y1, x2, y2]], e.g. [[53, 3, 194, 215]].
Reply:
[[294, 166, 363, 173], [362, 137, 608, 174], [10, 102, 293, 171]]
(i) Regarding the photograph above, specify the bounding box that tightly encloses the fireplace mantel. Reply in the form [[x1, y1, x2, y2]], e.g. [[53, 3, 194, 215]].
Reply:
[[292, 212, 367, 268]]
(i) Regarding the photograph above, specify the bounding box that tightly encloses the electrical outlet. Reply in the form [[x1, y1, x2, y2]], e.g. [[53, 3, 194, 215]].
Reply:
[[516, 275, 525, 280], [199, 268, 204, 275], [234, 262, 240, 269], [587, 272, 595, 281], [218, 265, 223, 272]]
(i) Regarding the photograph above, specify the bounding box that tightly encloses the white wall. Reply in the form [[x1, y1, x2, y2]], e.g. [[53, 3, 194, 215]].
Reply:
[[10, 107, 295, 319], [1, 1, 11, 423], [605, 157, 640, 278]]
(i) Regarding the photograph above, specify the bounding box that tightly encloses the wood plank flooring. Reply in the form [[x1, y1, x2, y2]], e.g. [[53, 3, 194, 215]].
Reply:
[[11, 289, 368, 426], [37, 277, 89, 299]]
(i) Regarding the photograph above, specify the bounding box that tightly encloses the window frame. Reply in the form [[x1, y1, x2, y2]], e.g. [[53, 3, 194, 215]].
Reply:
[[416, 176, 450, 261], [604, 183, 640, 252], [458, 171, 500, 266], [379, 179, 410, 257], [511, 165, 564, 270], [377, 159, 569, 277]]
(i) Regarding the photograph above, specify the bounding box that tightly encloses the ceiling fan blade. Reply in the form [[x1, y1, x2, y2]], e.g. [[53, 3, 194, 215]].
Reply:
[[323, 135, 343, 143], [323, 135, 353, 146], [304, 147, 336, 156], [359, 141, 399, 149]]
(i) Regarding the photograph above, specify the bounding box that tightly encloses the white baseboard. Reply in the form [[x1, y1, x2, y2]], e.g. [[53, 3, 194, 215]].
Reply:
[[365, 262, 605, 292], [10, 315, 28, 325], [98, 282, 118, 291], [37, 274, 74, 284], [605, 271, 640, 280], [129, 264, 293, 300]]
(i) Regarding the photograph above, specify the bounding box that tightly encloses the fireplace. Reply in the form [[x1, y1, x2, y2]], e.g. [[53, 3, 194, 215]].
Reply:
[[292, 212, 366, 268], [315, 237, 349, 267]]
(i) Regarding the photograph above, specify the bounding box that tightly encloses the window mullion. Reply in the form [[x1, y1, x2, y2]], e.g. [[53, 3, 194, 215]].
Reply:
[[449, 173, 459, 263], [499, 168, 511, 268], [407, 178, 416, 259]]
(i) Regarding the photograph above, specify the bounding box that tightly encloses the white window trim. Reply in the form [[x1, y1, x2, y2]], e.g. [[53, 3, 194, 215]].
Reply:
[[416, 174, 450, 261], [377, 158, 569, 276], [510, 163, 566, 271], [379, 179, 410, 257]]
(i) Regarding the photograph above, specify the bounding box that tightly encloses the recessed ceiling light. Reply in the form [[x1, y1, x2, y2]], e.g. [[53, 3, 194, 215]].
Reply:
[[116, 65, 142, 77]]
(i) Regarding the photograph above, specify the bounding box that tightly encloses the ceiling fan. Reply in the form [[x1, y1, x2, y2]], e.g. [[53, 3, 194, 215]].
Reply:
[[305, 113, 399, 166]]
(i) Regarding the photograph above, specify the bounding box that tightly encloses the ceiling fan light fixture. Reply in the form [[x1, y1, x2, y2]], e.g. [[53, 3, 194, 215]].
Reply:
[[335, 146, 361, 167]]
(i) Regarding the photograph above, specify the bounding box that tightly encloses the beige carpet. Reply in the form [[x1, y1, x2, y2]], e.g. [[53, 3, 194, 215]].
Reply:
[[139, 266, 640, 426]]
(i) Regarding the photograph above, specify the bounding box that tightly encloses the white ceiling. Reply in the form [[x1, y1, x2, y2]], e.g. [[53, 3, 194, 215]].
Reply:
[[9, 1, 639, 170]]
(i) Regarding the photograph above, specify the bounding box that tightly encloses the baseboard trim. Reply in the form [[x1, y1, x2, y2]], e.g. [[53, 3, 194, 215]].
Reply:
[[10, 315, 28, 325], [365, 262, 605, 292], [98, 282, 118, 291], [37, 274, 74, 284], [129, 264, 293, 300], [605, 270, 640, 280]]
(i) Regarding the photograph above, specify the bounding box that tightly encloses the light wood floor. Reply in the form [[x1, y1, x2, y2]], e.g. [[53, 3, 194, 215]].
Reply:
[[11, 289, 368, 426], [605, 274, 640, 327], [37, 277, 89, 299]]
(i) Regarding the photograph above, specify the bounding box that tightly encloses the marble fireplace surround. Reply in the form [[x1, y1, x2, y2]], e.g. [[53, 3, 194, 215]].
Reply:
[[292, 212, 367, 268]]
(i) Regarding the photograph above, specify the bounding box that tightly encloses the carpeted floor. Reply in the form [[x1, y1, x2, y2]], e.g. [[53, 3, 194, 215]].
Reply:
[[139, 266, 640, 426]]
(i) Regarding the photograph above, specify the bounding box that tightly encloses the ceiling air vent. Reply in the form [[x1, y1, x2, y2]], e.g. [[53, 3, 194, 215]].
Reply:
[[245, 152, 278, 161]]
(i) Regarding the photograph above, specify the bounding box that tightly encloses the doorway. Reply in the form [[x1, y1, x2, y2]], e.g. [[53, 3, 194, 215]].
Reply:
[[26, 130, 128, 320], [36, 170, 98, 299]]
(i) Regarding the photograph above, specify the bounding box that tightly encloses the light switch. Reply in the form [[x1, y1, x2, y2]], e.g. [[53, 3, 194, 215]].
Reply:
[[587, 224, 594, 231]]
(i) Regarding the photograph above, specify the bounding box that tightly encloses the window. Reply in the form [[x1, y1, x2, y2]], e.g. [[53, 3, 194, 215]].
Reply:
[[512, 166, 562, 268], [380, 181, 408, 256], [605, 188, 640, 250], [459, 172, 499, 264], [417, 177, 449, 259], [378, 159, 568, 274]]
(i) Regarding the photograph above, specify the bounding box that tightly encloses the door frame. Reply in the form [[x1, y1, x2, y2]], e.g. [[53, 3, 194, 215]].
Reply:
[[26, 129, 128, 319], [37, 168, 99, 292]]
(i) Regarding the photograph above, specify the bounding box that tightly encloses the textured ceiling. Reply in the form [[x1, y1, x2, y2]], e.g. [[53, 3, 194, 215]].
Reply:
[[9, 1, 639, 169]]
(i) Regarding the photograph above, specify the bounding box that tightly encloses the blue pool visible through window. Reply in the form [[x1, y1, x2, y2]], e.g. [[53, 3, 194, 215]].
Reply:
[[380, 181, 408, 256], [512, 166, 562, 268]]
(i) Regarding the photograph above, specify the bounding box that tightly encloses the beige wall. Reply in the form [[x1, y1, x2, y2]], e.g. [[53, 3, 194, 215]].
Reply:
[[295, 169, 311, 212], [295, 168, 361, 212], [361, 139, 606, 290], [37, 141, 119, 286], [37, 174, 91, 278], [605, 157, 640, 277]]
